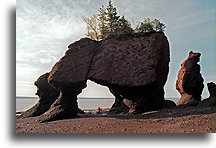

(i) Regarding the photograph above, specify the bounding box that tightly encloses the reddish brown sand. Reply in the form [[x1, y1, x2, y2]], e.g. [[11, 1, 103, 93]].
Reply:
[[16, 107, 215, 133]]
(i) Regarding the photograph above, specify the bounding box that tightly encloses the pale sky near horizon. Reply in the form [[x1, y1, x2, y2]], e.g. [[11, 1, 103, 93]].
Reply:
[[16, 0, 215, 98]]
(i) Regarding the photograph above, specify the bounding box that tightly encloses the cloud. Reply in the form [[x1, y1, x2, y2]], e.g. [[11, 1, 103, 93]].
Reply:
[[39, 58, 52, 64], [16, 0, 215, 98]]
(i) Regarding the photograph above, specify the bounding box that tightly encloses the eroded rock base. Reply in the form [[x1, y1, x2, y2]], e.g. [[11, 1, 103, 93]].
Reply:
[[38, 92, 79, 122]]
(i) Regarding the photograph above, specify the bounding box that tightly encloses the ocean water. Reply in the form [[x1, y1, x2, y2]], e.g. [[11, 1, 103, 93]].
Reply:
[[16, 97, 39, 112], [16, 97, 178, 112], [16, 97, 115, 112]]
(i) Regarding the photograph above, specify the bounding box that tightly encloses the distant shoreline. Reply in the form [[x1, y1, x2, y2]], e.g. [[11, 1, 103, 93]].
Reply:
[[16, 96, 38, 99]]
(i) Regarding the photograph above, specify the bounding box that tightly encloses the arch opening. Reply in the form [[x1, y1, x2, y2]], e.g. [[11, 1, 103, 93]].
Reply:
[[77, 80, 115, 111]]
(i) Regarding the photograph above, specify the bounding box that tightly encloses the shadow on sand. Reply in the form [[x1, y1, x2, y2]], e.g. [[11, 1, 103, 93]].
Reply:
[[77, 106, 215, 120]]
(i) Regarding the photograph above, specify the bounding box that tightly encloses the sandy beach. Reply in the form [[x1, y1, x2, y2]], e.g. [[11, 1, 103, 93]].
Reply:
[[16, 107, 215, 133]]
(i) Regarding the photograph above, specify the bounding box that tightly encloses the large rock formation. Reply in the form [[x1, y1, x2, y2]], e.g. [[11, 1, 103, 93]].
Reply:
[[88, 33, 170, 114], [176, 51, 204, 106], [18, 73, 84, 119], [19, 32, 171, 122], [18, 73, 59, 119]]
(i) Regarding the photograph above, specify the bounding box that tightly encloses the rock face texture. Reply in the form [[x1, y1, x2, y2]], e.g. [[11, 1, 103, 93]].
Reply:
[[197, 82, 216, 108], [176, 51, 204, 106], [88, 33, 169, 87], [88, 33, 170, 114], [108, 89, 129, 114], [48, 38, 98, 90], [19, 32, 170, 122]]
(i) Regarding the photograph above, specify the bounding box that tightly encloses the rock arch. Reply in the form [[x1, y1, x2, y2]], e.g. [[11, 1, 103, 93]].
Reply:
[[19, 32, 171, 122]]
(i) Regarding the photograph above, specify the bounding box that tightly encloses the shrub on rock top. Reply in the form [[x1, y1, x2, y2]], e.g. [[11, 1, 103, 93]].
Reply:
[[83, 0, 166, 41]]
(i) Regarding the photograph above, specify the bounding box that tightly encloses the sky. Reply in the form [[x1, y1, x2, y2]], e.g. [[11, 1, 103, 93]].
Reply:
[[16, 0, 215, 98]]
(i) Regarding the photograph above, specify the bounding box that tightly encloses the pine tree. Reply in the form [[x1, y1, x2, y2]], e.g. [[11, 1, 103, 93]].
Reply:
[[106, 0, 120, 35], [117, 16, 133, 34], [98, 6, 109, 40], [83, 0, 135, 40]]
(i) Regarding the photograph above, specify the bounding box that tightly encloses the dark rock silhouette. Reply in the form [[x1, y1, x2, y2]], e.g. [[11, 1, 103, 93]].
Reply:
[[38, 87, 81, 122], [18, 73, 85, 120], [108, 89, 129, 114], [176, 51, 204, 106], [48, 38, 98, 90], [17, 73, 60, 118], [88, 32, 170, 115], [163, 100, 176, 109], [19, 32, 170, 122], [197, 82, 216, 108]]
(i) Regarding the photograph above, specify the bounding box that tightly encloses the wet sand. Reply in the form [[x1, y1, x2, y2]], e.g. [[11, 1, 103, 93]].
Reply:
[[16, 107, 215, 133]]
